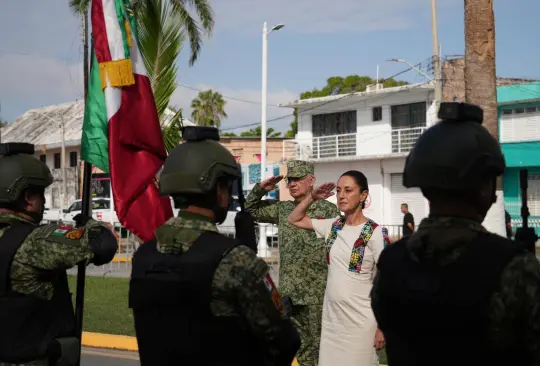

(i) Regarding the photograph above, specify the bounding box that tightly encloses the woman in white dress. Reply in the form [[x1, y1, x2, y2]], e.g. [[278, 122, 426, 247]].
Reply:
[[288, 170, 386, 366]]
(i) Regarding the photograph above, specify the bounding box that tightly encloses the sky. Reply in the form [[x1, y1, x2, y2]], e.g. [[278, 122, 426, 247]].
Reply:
[[1, 0, 539, 134]]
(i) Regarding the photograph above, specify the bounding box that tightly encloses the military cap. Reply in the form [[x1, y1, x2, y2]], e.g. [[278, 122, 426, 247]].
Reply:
[[286, 160, 314, 178]]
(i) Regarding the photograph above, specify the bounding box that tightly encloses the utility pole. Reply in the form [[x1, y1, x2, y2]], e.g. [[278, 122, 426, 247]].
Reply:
[[60, 112, 67, 213], [431, 0, 441, 107]]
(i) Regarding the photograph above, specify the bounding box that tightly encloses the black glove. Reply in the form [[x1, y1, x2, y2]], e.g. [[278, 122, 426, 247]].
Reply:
[[234, 211, 257, 252], [72, 214, 92, 227], [282, 296, 294, 317]]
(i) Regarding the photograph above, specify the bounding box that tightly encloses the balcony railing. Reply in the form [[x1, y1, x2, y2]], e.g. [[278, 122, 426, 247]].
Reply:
[[283, 126, 427, 161], [391, 127, 426, 153]]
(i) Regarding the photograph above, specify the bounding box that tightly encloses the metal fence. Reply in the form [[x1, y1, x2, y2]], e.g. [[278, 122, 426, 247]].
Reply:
[[42, 219, 405, 281]]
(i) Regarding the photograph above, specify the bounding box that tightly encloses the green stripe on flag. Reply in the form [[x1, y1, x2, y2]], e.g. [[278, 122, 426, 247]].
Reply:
[[115, 0, 131, 59], [81, 42, 110, 173]]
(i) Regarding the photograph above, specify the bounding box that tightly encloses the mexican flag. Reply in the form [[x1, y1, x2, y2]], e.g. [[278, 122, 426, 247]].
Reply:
[[81, 0, 173, 241]]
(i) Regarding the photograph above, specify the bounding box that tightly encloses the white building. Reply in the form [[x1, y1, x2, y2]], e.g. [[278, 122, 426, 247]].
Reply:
[[281, 82, 437, 230]]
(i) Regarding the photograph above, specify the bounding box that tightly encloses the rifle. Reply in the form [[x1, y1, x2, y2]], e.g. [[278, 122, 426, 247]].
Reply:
[[514, 169, 538, 254], [234, 173, 258, 252]]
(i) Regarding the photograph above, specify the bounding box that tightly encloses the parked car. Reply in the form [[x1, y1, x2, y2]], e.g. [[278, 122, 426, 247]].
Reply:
[[61, 197, 119, 223]]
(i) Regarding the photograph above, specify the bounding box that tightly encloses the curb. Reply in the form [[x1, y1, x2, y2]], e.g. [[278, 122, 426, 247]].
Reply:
[[82, 332, 299, 364], [81, 332, 389, 366], [82, 332, 138, 351]]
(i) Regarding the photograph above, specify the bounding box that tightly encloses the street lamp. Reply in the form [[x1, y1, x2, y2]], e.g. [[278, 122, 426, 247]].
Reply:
[[387, 58, 434, 82], [30, 110, 67, 215], [259, 21, 285, 256]]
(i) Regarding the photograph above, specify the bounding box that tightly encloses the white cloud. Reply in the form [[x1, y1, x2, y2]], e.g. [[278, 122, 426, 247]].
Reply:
[[169, 84, 298, 133], [0, 53, 297, 133], [0, 54, 84, 101], [211, 0, 456, 34]]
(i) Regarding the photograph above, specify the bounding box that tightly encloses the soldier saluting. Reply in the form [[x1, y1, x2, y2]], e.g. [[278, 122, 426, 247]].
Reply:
[[0, 143, 118, 366], [129, 127, 300, 366], [245, 160, 340, 366]]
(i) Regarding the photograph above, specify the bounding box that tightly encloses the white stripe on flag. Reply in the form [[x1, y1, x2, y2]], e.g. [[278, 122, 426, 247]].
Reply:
[[102, 0, 125, 63]]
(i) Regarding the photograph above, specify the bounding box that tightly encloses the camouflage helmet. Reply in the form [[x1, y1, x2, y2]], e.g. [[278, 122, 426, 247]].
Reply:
[[0, 143, 53, 203], [159, 126, 241, 196], [403, 102, 505, 191]]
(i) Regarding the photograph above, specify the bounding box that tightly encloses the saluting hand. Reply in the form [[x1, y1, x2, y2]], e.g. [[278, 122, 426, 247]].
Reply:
[[310, 183, 336, 201], [259, 175, 284, 192]]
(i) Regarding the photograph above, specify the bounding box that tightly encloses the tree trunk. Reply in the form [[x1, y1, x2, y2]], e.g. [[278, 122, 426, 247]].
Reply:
[[464, 0, 497, 136], [464, 0, 500, 187], [464, 0, 505, 235]]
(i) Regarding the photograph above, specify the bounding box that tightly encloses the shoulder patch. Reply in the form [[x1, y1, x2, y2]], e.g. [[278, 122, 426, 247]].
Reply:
[[263, 272, 285, 313], [51, 226, 71, 237], [65, 228, 85, 240]]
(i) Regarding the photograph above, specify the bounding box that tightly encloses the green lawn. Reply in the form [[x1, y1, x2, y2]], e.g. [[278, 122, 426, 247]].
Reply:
[[68, 276, 135, 336], [67, 275, 388, 363]]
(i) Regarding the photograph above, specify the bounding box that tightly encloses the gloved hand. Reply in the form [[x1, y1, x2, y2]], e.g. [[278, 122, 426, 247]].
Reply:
[[235, 211, 258, 252], [72, 214, 92, 227], [282, 296, 294, 317]]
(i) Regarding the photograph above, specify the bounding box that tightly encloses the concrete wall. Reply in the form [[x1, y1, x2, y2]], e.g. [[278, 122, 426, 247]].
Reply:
[[219, 137, 293, 201], [312, 157, 417, 225]]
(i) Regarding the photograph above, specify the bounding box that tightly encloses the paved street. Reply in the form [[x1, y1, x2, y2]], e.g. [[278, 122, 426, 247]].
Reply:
[[81, 348, 139, 366]]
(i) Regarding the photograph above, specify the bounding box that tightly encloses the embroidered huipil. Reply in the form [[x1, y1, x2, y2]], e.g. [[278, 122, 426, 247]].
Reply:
[[312, 216, 386, 366]]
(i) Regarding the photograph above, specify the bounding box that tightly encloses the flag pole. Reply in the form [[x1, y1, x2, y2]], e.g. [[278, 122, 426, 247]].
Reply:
[[75, 7, 92, 366]]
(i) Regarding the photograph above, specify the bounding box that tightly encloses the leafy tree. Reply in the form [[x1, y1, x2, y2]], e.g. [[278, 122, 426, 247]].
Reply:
[[221, 132, 237, 137], [191, 90, 227, 128], [285, 74, 409, 137], [0, 119, 6, 128], [240, 126, 281, 137]]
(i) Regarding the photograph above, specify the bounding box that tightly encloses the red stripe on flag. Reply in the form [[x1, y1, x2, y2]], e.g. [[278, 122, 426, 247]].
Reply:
[[108, 74, 172, 242], [91, 0, 112, 63]]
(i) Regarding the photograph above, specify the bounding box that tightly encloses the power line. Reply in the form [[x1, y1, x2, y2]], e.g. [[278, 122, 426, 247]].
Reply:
[[221, 66, 432, 132], [178, 84, 280, 107]]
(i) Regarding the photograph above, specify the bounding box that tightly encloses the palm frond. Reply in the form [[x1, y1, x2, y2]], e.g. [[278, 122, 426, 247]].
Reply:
[[69, 0, 89, 14], [174, 0, 214, 35], [169, 0, 213, 66], [137, 0, 185, 119], [162, 109, 184, 153]]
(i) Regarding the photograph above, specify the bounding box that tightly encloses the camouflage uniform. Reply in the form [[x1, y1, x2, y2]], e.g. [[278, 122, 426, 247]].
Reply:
[[0, 213, 115, 366], [371, 103, 540, 365], [155, 211, 294, 364], [371, 216, 540, 364], [245, 160, 340, 366]]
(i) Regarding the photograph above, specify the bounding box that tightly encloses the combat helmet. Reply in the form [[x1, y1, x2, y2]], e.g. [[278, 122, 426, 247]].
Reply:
[[403, 102, 505, 192], [159, 126, 241, 197], [0, 143, 53, 203]]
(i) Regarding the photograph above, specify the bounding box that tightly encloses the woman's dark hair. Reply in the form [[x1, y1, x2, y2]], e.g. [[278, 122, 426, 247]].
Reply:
[[340, 170, 369, 209]]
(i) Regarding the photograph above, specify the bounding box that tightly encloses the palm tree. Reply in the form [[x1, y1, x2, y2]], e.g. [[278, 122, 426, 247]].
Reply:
[[464, 0, 504, 231], [70, 0, 213, 152], [70, 0, 213, 66], [136, 0, 185, 152], [190, 90, 228, 128]]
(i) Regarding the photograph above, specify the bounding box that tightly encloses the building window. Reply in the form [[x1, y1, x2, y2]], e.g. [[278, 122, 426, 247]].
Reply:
[[526, 107, 537, 113], [515, 108, 524, 114], [312, 110, 357, 137], [391, 102, 427, 129], [502, 109, 513, 115], [39, 155, 46, 163], [372, 106, 382, 122], [311, 110, 357, 158], [70, 151, 78, 167], [54, 153, 61, 169]]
